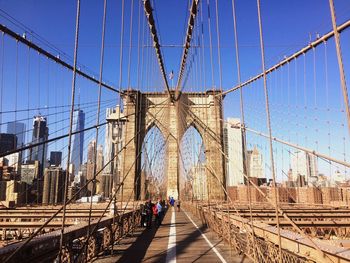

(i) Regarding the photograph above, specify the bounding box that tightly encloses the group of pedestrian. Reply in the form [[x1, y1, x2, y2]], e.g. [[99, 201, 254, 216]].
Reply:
[[139, 197, 182, 229], [140, 199, 167, 229]]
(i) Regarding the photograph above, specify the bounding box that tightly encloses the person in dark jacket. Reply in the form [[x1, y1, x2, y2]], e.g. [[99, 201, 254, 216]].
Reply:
[[140, 203, 147, 227], [145, 199, 153, 229]]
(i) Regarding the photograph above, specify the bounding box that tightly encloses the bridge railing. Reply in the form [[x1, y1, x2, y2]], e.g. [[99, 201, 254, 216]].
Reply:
[[0, 207, 141, 262], [184, 201, 350, 263]]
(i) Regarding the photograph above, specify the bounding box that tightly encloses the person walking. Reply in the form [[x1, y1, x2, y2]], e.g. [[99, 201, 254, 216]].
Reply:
[[153, 201, 160, 227], [140, 203, 147, 227], [177, 200, 181, 212], [156, 200, 163, 224], [170, 197, 175, 207], [145, 199, 153, 229]]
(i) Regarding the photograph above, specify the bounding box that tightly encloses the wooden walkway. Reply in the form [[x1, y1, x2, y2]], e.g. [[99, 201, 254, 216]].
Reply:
[[94, 207, 251, 263]]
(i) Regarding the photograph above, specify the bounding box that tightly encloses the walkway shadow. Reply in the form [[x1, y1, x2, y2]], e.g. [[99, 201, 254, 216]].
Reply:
[[115, 224, 161, 262], [142, 219, 207, 262]]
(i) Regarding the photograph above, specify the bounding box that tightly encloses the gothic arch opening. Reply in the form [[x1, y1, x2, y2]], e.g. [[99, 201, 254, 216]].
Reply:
[[140, 123, 167, 200], [179, 125, 207, 201]]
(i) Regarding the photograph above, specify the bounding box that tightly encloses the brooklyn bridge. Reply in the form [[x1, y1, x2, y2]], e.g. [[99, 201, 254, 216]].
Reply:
[[0, 0, 350, 262]]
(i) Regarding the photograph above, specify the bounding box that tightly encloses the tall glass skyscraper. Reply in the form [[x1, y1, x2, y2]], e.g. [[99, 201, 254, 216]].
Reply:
[[70, 109, 85, 176]]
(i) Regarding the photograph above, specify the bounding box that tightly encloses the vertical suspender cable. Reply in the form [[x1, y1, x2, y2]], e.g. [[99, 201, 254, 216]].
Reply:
[[135, 0, 142, 201], [26, 46, 30, 204], [214, 0, 225, 201], [125, 0, 134, 204], [255, 0, 282, 261], [118, 0, 125, 214], [111, 0, 125, 255], [0, 33, 3, 125], [86, 0, 107, 255], [206, 0, 214, 204], [328, 0, 350, 136], [206, 0, 218, 201], [137, 0, 142, 89], [58, 0, 81, 261], [14, 40, 18, 146], [206, 0, 215, 89], [231, 0, 257, 261], [127, 0, 134, 89], [214, 0, 222, 92]]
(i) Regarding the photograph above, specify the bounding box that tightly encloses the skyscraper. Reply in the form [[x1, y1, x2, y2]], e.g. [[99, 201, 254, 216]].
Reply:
[[78, 163, 87, 197], [70, 109, 85, 177], [102, 106, 125, 198], [223, 118, 244, 186], [7, 121, 26, 148], [29, 116, 49, 176], [96, 144, 104, 174], [85, 141, 103, 195], [87, 139, 96, 164], [96, 144, 104, 194], [86, 139, 96, 195]]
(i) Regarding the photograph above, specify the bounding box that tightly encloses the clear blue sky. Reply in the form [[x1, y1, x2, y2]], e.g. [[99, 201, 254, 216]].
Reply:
[[1, 0, 349, 88], [0, 0, 349, 182]]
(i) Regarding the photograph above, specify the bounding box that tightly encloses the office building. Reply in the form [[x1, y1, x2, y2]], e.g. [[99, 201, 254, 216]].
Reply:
[[87, 139, 96, 163], [223, 118, 244, 186], [3, 180, 24, 206], [78, 163, 87, 197], [102, 106, 125, 197], [4, 152, 20, 174], [96, 145, 103, 173], [86, 162, 95, 195], [246, 146, 265, 179], [21, 160, 40, 185], [291, 151, 318, 185]]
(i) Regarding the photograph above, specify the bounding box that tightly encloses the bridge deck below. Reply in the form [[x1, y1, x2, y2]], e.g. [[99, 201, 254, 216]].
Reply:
[[95, 207, 250, 263]]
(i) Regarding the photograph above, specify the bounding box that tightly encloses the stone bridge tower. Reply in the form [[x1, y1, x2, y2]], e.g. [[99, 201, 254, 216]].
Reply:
[[120, 90, 226, 201]]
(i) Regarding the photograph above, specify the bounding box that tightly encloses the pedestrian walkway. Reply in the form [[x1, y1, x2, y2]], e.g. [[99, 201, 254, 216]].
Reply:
[[94, 207, 251, 263]]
